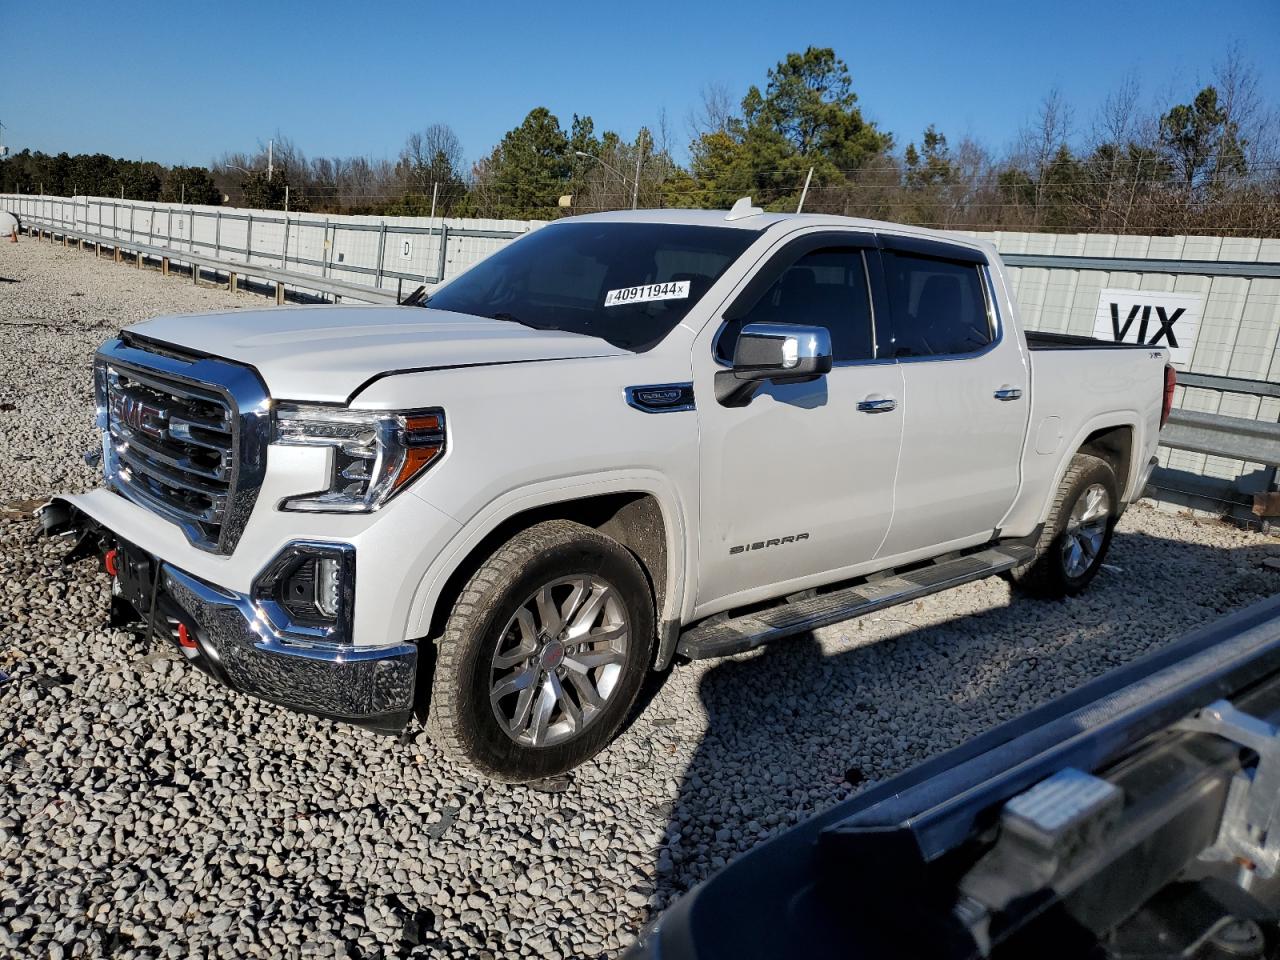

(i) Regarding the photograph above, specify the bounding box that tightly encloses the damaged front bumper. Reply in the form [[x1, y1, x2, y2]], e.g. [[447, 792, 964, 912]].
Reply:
[[40, 497, 417, 734]]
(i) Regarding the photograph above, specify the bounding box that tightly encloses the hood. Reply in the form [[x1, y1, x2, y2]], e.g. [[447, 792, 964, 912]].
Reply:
[[126, 305, 628, 402]]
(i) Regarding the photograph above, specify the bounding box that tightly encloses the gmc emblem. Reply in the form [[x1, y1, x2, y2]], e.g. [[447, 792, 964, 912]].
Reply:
[[110, 392, 168, 441]]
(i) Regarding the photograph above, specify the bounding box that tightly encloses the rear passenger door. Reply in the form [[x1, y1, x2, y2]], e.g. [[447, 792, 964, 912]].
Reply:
[[873, 236, 1029, 560]]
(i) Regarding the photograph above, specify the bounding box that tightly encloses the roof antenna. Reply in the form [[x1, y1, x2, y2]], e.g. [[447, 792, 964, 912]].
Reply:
[[725, 197, 763, 221], [796, 166, 814, 213]]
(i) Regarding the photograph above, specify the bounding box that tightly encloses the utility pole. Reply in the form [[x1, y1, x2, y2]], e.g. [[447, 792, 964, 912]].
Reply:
[[268, 139, 274, 181], [632, 147, 642, 210], [796, 166, 815, 213]]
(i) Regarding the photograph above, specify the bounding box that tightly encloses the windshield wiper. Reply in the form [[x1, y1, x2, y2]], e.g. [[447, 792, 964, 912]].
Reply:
[[490, 311, 545, 330], [400, 284, 430, 307]]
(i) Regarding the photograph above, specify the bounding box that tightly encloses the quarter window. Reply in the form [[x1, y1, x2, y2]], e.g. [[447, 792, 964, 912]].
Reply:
[[882, 252, 992, 358], [718, 248, 874, 363]]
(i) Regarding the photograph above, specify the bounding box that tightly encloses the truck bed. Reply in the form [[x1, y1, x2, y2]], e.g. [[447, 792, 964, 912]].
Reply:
[[1025, 330, 1156, 351]]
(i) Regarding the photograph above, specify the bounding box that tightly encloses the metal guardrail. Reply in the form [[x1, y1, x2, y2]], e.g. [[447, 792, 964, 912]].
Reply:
[[1164, 371, 1280, 466], [1163, 408, 1280, 465], [4, 195, 527, 290], [1002, 253, 1280, 279], [1155, 371, 1280, 524], [15, 214, 400, 304]]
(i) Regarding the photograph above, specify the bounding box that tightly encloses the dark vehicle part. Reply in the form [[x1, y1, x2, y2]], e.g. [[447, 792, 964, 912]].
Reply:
[[630, 594, 1280, 960]]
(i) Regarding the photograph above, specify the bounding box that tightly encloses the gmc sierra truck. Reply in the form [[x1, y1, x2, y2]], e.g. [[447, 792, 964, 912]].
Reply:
[[40, 202, 1177, 782]]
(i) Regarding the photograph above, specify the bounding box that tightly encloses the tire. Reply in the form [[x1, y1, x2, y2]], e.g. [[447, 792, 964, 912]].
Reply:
[[427, 519, 655, 782], [1009, 453, 1120, 599]]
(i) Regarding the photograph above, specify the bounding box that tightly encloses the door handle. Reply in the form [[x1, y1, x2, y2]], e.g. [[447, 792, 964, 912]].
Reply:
[[994, 386, 1023, 401], [857, 395, 898, 413]]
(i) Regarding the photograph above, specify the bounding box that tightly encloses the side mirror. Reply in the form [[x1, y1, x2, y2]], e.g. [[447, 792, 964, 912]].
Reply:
[[716, 323, 833, 406]]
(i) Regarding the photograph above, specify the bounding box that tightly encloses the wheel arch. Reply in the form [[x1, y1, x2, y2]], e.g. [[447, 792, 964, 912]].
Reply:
[[408, 475, 690, 655], [1036, 415, 1140, 526], [1078, 424, 1135, 499]]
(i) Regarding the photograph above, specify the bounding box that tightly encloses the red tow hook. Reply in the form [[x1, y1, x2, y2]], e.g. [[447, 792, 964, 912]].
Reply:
[[103, 548, 119, 578], [176, 623, 198, 651]]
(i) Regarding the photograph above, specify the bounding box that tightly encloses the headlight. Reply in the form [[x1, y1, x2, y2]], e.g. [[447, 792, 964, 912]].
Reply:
[[273, 404, 446, 513]]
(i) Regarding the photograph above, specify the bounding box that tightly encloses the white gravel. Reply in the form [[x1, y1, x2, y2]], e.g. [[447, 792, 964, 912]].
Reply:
[[1, 236, 1278, 959]]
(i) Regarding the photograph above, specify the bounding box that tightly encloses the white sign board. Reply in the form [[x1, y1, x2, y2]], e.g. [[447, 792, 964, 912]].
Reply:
[[1092, 288, 1204, 367]]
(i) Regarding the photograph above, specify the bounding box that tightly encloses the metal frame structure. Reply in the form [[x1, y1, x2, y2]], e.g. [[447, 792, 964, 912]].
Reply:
[[1002, 252, 1280, 279], [4, 195, 526, 303], [1159, 371, 1280, 527]]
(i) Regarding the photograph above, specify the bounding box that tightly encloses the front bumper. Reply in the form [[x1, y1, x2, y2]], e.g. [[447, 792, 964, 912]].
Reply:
[[46, 498, 417, 733], [162, 565, 417, 733]]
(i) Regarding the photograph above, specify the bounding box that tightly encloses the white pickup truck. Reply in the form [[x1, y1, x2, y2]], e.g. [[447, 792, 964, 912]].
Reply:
[[42, 203, 1176, 781]]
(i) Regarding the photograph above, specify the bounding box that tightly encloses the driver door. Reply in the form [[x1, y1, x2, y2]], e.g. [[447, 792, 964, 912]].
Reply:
[[693, 232, 904, 616]]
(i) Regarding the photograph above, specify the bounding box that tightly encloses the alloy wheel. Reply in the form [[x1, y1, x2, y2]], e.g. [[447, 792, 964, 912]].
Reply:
[[1061, 482, 1111, 579], [488, 575, 630, 747]]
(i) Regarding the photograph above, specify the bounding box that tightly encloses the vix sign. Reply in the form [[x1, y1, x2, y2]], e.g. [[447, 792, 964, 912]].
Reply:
[[1092, 288, 1205, 367]]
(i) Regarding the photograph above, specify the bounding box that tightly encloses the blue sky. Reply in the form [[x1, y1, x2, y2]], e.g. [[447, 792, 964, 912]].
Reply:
[[3, 0, 1277, 168]]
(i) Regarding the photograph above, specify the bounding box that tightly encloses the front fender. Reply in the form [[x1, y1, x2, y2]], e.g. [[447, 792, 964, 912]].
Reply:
[[405, 470, 694, 643]]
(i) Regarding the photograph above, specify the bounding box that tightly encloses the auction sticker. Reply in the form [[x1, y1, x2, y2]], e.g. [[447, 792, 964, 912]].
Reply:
[[603, 280, 690, 308]]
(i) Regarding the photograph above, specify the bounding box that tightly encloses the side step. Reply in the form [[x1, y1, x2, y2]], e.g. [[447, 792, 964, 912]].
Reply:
[[676, 544, 1037, 661]]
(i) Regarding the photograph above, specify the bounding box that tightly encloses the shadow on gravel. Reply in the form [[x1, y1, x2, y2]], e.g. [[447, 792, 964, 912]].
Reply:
[[644, 529, 1276, 928]]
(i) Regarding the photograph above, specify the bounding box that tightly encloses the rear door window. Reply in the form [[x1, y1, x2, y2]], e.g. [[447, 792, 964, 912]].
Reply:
[[881, 252, 992, 358]]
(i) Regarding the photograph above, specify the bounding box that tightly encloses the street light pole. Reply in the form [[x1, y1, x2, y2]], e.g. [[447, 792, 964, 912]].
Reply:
[[575, 151, 631, 210]]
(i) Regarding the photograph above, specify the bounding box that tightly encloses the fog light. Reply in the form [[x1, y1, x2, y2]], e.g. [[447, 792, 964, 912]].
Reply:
[[251, 542, 355, 645], [315, 558, 340, 619]]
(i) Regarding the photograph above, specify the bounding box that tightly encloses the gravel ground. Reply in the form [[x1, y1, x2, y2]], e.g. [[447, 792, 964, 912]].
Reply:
[[1, 236, 1278, 959]]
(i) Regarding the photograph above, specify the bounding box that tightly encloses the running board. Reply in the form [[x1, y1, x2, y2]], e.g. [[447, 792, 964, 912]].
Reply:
[[676, 544, 1037, 661]]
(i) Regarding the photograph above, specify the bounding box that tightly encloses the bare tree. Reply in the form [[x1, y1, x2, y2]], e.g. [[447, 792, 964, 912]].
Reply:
[[1092, 72, 1143, 148], [687, 81, 736, 140], [1213, 44, 1276, 166], [401, 125, 463, 182], [1016, 88, 1074, 226], [1087, 73, 1148, 229]]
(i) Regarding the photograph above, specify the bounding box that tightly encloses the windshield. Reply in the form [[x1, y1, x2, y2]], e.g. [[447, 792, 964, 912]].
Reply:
[[425, 221, 757, 352]]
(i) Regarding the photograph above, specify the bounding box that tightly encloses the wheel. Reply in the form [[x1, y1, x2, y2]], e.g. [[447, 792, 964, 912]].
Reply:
[[1009, 453, 1119, 599], [427, 519, 655, 782]]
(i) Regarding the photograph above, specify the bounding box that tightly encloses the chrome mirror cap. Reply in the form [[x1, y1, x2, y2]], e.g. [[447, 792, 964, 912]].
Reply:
[[732, 323, 833, 379], [717, 323, 833, 407]]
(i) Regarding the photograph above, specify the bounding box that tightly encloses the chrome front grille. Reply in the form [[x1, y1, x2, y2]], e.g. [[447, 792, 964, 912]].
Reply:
[[106, 366, 233, 541], [96, 336, 270, 554]]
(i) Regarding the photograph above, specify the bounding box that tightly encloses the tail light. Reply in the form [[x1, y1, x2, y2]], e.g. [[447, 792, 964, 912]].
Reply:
[[1160, 364, 1176, 429]]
